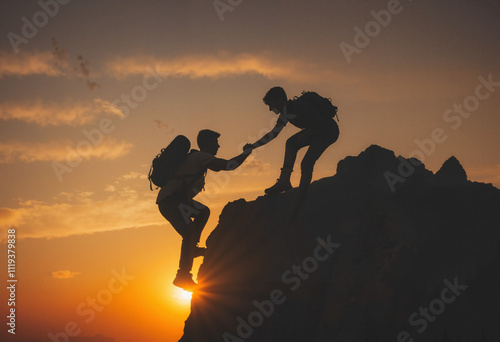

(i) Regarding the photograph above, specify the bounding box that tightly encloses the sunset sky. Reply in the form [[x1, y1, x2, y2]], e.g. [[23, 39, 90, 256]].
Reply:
[[0, 1, 499, 341]]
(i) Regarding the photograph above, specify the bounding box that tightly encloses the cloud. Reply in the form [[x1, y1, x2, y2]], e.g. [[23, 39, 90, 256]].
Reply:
[[0, 45, 100, 90], [0, 98, 124, 126], [0, 168, 267, 240], [56, 191, 94, 202], [92, 98, 124, 118], [52, 270, 82, 279], [0, 138, 133, 164], [0, 208, 21, 227], [0, 50, 65, 78], [104, 185, 117, 192], [0, 171, 160, 239], [118, 171, 147, 181], [104, 172, 147, 193], [239, 155, 270, 176], [0, 49, 351, 86], [106, 52, 348, 83], [0, 186, 160, 239]]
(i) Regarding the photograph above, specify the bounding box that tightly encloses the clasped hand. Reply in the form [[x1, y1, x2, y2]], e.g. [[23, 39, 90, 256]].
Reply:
[[243, 143, 255, 152]]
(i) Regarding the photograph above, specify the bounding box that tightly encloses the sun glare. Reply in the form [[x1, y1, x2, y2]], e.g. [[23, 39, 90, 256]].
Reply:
[[173, 287, 193, 304]]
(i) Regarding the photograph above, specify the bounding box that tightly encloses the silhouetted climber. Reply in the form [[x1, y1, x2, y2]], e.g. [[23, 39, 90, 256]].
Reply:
[[244, 87, 339, 195], [156, 130, 252, 291]]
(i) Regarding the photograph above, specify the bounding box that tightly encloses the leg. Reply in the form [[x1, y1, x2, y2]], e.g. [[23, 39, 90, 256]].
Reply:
[[299, 123, 339, 189], [266, 129, 315, 194], [158, 198, 195, 272], [178, 201, 209, 271], [283, 129, 315, 170], [189, 199, 210, 246], [176, 200, 209, 271], [158, 196, 210, 290], [289, 123, 339, 221]]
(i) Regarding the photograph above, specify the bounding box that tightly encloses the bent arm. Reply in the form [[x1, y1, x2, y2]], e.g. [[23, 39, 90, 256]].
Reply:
[[207, 150, 251, 172], [251, 120, 286, 149]]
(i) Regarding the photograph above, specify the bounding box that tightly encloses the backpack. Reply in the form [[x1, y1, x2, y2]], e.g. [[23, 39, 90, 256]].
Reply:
[[292, 91, 339, 122], [148, 135, 191, 190]]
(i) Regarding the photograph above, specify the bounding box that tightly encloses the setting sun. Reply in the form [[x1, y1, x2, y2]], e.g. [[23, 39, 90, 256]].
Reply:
[[173, 287, 193, 304]]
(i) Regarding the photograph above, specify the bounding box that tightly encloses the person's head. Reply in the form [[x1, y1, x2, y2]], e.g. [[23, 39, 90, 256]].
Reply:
[[197, 129, 221, 155], [263, 86, 287, 114]]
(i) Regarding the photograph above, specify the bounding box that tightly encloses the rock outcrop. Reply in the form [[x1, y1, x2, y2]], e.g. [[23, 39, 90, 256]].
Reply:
[[181, 145, 500, 342]]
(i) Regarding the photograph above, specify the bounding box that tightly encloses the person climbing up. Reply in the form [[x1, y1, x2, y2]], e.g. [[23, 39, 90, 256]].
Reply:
[[244, 86, 339, 195], [157, 129, 252, 291]]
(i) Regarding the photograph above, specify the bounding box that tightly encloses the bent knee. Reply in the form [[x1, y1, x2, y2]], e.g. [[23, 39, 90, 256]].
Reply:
[[199, 206, 210, 219], [285, 137, 299, 150]]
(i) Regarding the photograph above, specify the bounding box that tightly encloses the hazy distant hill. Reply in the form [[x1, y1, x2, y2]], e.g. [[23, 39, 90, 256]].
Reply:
[[180, 145, 500, 342]]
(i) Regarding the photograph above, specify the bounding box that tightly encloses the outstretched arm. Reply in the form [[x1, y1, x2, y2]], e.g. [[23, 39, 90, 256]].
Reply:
[[207, 150, 252, 172], [248, 120, 287, 150]]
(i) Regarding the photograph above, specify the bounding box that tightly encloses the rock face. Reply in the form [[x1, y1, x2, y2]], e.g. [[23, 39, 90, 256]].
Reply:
[[435, 156, 468, 184], [180, 145, 500, 342]]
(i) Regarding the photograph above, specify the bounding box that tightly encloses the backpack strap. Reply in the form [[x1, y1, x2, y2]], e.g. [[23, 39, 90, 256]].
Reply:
[[148, 164, 155, 191], [332, 102, 339, 122], [176, 168, 207, 200], [176, 150, 208, 197], [171, 150, 205, 181]]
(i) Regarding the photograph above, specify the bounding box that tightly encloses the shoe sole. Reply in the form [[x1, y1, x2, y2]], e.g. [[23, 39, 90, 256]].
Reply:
[[265, 187, 293, 195], [173, 280, 197, 291]]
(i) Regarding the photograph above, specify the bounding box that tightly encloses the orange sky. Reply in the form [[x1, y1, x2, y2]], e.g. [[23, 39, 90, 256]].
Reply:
[[0, 1, 499, 342]]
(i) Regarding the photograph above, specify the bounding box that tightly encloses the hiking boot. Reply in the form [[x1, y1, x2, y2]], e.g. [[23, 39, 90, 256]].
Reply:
[[193, 246, 206, 258], [265, 167, 293, 194], [173, 270, 197, 291], [265, 178, 293, 194]]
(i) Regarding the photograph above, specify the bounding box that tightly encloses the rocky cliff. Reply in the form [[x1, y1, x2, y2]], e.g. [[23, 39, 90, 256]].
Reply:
[[180, 145, 500, 342]]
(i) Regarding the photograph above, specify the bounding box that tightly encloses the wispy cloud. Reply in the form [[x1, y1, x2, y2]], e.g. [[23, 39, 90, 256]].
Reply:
[[240, 155, 270, 176], [0, 138, 132, 164], [0, 186, 160, 239], [0, 208, 21, 228], [0, 46, 100, 90], [0, 166, 273, 240], [52, 270, 82, 279], [118, 171, 147, 181], [0, 99, 123, 126], [0, 49, 351, 84], [106, 52, 348, 83], [0, 50, 65, 78]]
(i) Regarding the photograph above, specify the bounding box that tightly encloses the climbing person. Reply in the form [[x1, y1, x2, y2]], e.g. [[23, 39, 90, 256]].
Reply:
[[244, 86, 339, 195], [155, 129, 252, 291]]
